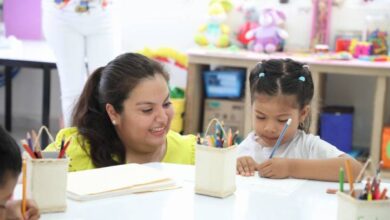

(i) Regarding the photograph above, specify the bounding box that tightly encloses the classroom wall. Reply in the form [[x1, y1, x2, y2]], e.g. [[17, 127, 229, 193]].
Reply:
[[0, 0, 390, 147]]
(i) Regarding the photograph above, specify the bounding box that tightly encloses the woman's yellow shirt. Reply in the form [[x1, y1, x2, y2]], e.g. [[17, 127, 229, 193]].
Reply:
[[45, 127, 196, 172]]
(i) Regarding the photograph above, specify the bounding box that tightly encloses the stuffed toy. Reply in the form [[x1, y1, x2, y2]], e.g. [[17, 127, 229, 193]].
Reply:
[[194, 0, 233, 48], [245, 8, 288, 53], [236, 3, 259, 48]]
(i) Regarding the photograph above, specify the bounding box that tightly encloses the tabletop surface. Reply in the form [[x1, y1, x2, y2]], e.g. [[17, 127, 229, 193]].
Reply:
[[14, 162, 389, 220]]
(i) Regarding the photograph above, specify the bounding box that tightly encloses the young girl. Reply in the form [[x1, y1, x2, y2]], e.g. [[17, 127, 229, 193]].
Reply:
[[237, 59, 362, 181], [45, 53, 196, 171]]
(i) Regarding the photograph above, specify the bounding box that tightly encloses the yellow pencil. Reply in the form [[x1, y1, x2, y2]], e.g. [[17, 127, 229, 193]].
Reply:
[[22, 159, 27, 217]]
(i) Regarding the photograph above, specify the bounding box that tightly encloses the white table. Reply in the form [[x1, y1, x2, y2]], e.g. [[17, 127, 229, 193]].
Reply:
[[13, 163, 389, 220]]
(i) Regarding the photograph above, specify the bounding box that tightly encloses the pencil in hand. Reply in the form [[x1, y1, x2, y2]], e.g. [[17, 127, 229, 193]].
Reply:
[[269, 118, 292, 158]]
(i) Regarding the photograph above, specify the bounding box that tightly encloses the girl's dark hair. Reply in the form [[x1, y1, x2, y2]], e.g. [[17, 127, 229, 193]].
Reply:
[[72, 53, 169, 168], [249, 58, 314, 132], [0, 126, 22, 186]]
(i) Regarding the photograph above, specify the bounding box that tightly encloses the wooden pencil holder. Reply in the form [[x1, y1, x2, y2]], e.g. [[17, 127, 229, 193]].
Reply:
[[337, 191, 390, 220], [194, 118, 237, 198], [25, 126, 69, 213], [26, 154, 69, 213]]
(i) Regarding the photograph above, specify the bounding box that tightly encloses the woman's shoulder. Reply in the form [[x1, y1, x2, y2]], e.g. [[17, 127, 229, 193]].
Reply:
[[167, 130, 196, 143], [45, 127, 94, 172], [164, 130, 196, 165], [45, 127, 79, 151]]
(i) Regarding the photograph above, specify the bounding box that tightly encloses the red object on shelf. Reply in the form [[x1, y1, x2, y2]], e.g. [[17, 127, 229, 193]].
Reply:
[[335, 39, 351, 52], [382, 127, 390, 169]]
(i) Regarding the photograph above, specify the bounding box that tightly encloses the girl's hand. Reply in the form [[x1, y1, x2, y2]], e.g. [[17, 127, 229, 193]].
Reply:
[[237, 156, 257, 176], [5, 199, 40, 220], [257, 158, 290, 179]]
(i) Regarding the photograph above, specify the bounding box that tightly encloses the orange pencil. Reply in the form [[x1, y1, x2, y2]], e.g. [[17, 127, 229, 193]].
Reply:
[[345, 159, 355, 197], [227, 128, 232, 147], [21, 159, 27, 217], [380, 188, 388, 200]]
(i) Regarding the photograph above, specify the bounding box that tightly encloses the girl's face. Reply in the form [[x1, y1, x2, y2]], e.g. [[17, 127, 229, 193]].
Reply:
[[252, 93, 309, 148], [107, 74, 174, 154]]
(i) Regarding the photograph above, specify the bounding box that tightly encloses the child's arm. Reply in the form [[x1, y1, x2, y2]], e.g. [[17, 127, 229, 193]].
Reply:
[[5, 199, 40, 220], [237, 156, 258, 176], [257, 155, 362, 181]]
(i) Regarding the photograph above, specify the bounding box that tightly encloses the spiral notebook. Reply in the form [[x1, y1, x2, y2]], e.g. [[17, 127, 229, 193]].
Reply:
[[67, 163, 179, 201]]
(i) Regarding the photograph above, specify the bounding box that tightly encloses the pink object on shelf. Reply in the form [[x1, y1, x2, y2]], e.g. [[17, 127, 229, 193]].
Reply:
[[310, 0, 332, 49], [3, 0, 43, 40]]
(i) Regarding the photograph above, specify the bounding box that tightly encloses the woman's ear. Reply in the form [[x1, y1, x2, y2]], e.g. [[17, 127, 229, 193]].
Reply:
[[299, 105, 310, 123], [106, 103, 119, 125]]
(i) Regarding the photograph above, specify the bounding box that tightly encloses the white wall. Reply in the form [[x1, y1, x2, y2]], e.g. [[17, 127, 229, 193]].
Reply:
[[1, 0, 390, 147]]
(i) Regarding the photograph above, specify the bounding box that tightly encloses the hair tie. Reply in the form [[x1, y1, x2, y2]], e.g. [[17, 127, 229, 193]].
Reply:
[[302, 64, 310, 69], [259, 72, 265, 78], [298, 76, 306, 82]]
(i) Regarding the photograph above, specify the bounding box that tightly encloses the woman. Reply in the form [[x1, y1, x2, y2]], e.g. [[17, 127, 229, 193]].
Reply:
[[46, 53, 195, 171]]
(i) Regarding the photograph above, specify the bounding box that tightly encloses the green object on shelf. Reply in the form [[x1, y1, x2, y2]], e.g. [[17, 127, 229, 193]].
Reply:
[[170, 86, 185, 99]]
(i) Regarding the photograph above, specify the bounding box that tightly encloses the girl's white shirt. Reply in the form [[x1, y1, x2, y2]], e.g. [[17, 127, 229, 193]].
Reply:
[[238, 130, 345, 162]]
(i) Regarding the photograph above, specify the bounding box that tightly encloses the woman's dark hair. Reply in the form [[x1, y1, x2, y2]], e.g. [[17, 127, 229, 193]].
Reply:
[[72, 53, 169, 168], [0, 126, 22, 187], [249, 58, 314, 131]]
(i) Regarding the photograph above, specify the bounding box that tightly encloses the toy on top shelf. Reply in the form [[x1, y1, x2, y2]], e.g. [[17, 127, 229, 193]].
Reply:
[[310, 0, 332, 49], [236, 1, 259, 48], [245, 8, 288, 53], [365, 14, 389, 55], [139, 47, 189, 89], [194, 0, 234, 48], [367, 29, 388, 55]]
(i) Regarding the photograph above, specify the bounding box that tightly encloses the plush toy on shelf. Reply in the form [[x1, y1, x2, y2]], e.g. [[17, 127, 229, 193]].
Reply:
[[194, 0, 233, 48], [245, 8, 288, 53], [236, 2, 259, 48]]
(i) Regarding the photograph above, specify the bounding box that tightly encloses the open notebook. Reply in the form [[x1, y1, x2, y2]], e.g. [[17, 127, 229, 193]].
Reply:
[[67, 163, 179, 201]]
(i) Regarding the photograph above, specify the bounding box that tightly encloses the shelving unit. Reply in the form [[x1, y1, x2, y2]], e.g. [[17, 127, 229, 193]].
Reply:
[[184, 48, 390, 176]]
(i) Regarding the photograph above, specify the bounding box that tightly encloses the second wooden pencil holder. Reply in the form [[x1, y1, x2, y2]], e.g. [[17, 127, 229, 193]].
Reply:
[[26, 153, 69, 213], [337, 191, 390, 220]]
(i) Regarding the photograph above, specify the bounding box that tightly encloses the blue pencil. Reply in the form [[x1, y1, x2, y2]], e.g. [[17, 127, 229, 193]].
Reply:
[[269, 118, 292, 158]]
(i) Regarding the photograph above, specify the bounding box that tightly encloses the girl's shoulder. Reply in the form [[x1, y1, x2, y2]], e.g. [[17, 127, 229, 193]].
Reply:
[[289, 130, 343, 158], [291, 130, 318, 143]]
